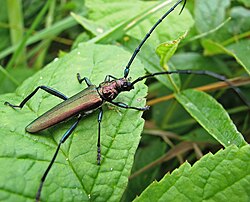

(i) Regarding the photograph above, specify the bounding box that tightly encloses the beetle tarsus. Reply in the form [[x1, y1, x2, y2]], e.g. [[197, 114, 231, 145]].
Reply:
[[141, 105, 150, 111], [77, 73, 83, 84], [4, 101, 21, 109], [36, 181, 43, 202], [77, 73, 93, 86]]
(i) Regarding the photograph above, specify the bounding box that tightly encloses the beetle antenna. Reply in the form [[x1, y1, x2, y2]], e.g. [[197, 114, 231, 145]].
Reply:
[[123, 0, 186, 78], [131, 70, 250, 107], [179, 0, 186, 15]]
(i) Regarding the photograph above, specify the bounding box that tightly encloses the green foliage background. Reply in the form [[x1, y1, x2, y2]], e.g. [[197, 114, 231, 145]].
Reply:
[[0, 0, 249, 201]]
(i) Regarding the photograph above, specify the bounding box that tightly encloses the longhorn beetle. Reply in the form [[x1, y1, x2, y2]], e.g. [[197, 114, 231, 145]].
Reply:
[[4, 0, 248, 201]]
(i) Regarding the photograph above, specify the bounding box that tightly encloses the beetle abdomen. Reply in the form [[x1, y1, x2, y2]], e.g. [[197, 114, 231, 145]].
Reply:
[[26, 85, 103, 133]]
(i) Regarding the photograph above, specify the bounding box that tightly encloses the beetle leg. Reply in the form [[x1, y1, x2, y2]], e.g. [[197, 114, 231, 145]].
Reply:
[[4, 86, 68, 109], [107, 100, 150, 111], [76, 73, 92, 86], [104, 75, 118, 82], [97, 108, 103, 165], [36, 114, 82, 202]]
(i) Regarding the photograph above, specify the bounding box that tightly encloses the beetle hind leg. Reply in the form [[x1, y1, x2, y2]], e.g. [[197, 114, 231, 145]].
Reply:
[[97, 108, 103, 165], [36, 114, 82, 202]]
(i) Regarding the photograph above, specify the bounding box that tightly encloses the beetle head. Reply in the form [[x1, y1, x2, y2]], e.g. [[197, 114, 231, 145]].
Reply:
[[118, 77, 134, 92]]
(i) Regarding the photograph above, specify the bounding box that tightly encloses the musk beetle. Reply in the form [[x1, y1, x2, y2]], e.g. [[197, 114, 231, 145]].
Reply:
[[5, 0, 248, 201]]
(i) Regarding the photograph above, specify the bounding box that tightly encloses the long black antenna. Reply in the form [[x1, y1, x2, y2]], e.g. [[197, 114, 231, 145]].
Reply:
[[131, 70, 250, 107], [124, 0, 186, 78]]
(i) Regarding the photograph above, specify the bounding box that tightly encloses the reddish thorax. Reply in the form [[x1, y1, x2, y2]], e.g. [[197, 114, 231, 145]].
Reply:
[[97, 78, 133, 101]]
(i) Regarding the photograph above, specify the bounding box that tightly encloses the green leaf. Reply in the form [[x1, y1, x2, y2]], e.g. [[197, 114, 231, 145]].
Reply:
[[202, 39, 226, 55], [181, 128, 218, 143], [155, 33, 187, 91], [126, 2, 193, 45], [156, 33, 187, 67], [175, 89, 247, 147], [133, 145, 250, 202], [0, 43, 147, 201], [194, 0, 230, 36], [0, 15, 79, 61], [0, 66, 35, 94], [202, 39, 250, 75], [70, 12, 99, 35], [84, 0, 161, 44], [224, 7, 250, 42], [0, 0, 10, 51], [227, 40, 250, 75], [238, 0, 250, 7], [83, 0, 193, 46], [170, 52, 230, 75], [122, 136, 167, 202]]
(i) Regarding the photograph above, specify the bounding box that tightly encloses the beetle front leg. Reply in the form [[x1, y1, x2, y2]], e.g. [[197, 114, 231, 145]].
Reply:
[[76, 73, 93, 86], [4, 86, 68, 109], [108, 100, 150, 111]]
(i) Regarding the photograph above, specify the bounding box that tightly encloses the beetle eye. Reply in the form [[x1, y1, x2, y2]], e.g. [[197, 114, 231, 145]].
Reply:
[[123, 81, 133, 90]]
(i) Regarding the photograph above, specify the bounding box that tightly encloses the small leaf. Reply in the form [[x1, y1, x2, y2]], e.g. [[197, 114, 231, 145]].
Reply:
[[155, 32, 187, 91], [134, 145, 250, 202], [175, 89, 247, 147], [156, 33, 187, 67]]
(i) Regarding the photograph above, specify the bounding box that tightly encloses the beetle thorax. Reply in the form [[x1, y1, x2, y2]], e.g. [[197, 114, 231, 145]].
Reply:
[[98, 78, 134, 101]]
